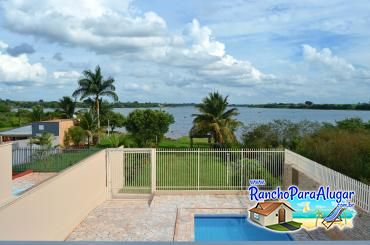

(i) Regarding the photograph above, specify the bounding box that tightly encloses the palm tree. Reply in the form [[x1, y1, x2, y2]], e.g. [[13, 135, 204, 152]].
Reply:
[[72, 65, 118, 128], [31, 105, 44, 122], [191, 92, 241, 145], [315, 209, 324, 227], [78, 112, 97, 146], [58, 96, 76, 119], [29, 132, 53, 149]]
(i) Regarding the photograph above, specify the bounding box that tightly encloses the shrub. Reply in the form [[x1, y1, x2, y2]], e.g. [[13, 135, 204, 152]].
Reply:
[[98, 134, 137, 148], [66, 126, 86, 147], [297, 128, 370, 184], [242, 120, 321, 150]]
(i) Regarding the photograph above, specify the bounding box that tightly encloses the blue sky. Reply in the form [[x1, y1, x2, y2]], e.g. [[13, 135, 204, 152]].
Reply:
[[0, 0, 369, 103]]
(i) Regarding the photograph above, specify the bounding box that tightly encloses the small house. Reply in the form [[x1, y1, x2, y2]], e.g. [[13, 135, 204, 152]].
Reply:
[[0, 119, 74, 147], [32, 119, 74, 146], [249, 201, 294, 226]]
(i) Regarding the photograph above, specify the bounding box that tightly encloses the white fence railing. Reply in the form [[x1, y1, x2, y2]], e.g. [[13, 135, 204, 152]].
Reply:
[[285, 149, 370, 212], [113, 148, 285, 193], [109, 148, 370, 213], [156, 148, 285, 191]]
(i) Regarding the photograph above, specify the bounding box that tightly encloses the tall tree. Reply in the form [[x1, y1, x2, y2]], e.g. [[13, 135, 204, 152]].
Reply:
[[191, 92, 241, 145], [72, 65, 118, 128], [58, 96, 76, 119]]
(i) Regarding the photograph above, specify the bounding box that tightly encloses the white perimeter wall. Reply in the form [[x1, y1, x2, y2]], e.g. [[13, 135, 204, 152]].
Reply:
[[0, 150, 107, 240]]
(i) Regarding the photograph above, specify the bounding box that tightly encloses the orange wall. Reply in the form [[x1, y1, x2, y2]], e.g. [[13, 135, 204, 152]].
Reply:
[[58, 120, 74, 146]]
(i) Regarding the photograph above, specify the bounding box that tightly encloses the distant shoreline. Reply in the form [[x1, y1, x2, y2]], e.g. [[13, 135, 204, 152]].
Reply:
[[2, 99, 370, 111]]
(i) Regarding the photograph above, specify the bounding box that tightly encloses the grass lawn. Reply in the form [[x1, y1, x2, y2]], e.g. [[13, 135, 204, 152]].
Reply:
[[267, 221, 302, 231], [122, 151, 281, 191], [158, 136, 210, 148], [266, 224, 290, 231], [13, 148, 100, 172]]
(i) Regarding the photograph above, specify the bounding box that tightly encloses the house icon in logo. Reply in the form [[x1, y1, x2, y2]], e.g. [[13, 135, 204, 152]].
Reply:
[[249, 201, 295, 227]]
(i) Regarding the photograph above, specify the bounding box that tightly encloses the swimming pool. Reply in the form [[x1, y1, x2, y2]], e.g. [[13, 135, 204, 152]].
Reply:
[[194, 215, 292, 241]]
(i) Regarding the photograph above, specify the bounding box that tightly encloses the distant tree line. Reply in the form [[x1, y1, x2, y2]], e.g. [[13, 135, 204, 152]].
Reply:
[[247, 101, 370, 110]]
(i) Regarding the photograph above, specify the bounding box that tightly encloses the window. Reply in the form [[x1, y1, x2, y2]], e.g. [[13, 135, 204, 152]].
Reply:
[[253, 213, 260, 220], [39, 125, 44, 130]]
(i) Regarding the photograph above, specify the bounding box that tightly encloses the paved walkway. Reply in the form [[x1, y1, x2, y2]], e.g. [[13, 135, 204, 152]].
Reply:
[[66, 195, 370, 241], [12, 172, 56, 196], [67, 195, 249, 241], [281, 222, 300, 231]]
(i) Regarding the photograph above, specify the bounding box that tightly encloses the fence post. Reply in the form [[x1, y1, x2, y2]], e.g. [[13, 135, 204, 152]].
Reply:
[[227, 153, 230, 186], [240, 149, 243, 190], [197, 148, 200, 191], [0, 143, 12, 205], [151, 148, 156, 193], [368, 185, 370, 213], [283, 149, 293, 189]]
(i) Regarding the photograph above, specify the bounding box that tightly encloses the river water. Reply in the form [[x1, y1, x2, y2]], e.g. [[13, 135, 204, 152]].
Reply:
[[114, 107, 370, 139]]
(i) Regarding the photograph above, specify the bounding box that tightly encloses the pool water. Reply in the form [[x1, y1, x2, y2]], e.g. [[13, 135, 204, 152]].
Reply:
[[194, 215, 292, 241]]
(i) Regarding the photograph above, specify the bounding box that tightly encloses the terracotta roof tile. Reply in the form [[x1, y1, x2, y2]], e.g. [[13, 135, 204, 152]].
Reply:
[[249, 202, 294, 216]]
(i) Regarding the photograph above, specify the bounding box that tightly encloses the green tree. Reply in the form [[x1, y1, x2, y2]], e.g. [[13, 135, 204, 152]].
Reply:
[[242, 120, 321, 150], [191, 92, 241, 145], [125, 109, 174, 147], [0, 102, 11, 112], [72, 65, 118, 128], [31, 105, 44, 122], [105, 111, 126, 133], [66, 126, 86, 147], [58, 96, 76, 119], [335, 117, 365, 131]]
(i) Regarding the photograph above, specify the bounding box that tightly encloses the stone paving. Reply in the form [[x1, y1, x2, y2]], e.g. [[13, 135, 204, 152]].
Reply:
[[12, 172, 56, 196], [67, 194, 249, 241], [66, 194, 370, 241]]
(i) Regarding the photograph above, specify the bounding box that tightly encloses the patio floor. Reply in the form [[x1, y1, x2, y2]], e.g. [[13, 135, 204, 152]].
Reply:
[[12, 172, 56, 196], [66, 194, 370, 241]]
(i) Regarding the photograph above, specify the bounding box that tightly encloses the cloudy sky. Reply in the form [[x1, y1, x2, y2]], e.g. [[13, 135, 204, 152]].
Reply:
[[0, 0, 369, 103]]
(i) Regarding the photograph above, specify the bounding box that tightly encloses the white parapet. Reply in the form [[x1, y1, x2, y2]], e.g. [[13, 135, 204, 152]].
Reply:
[[0, 143, 12, 205]]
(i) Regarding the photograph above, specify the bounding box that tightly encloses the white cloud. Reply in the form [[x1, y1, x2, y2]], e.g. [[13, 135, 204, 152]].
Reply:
[[0, 50, 47, 85], [52, 71, 81, 88], [2, 0, 169, 56], [53, 71, 80, 80], [159, 19, 275, 87], [302, 44, 355, 73], [1, 1, 274, 89], [123, 83, 151, 92], [0, 41, 8, 50]]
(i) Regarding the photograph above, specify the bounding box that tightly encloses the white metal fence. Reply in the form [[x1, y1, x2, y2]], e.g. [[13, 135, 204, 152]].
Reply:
[[109, 148, 370, 213], [285, 149, 370, 212], [156, 148, 285, 191], [112, 148, 285, 194], [119, 148, 152, 194]]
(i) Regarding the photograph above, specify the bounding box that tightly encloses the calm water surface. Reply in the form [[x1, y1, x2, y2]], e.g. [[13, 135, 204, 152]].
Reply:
[[114, 107, 370, 138]]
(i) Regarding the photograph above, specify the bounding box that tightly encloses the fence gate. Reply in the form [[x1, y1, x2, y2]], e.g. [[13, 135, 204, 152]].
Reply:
[[109, 148, 152, 196]]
